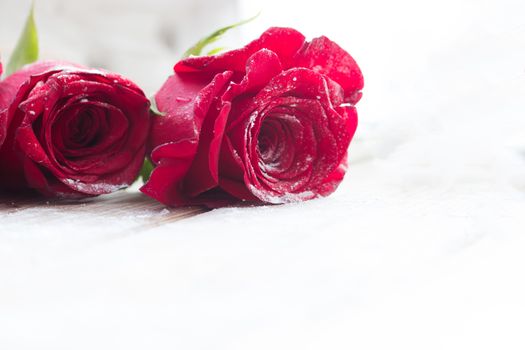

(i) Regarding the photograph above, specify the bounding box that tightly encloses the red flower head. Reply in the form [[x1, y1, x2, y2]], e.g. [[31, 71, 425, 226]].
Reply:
[[0, 61, 150, 197], [142, 27, 363, 206]]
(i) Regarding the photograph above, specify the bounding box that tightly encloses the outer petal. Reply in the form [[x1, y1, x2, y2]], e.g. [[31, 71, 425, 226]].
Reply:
[[0, 63, 69, 190], [218, 137, 259, 201], [0, 61, 72, 112], [175, 27, 305, 74], [315, 106, 358, 197], [1, 62, 72, 154], [294, 36, 364, 104], [141, 71, 233, 205], [183, 102, 231, 197], [150, 71, 233, 151], [140, 140, 197, 206]]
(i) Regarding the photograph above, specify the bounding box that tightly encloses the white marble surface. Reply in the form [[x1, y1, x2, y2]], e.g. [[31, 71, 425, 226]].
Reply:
[[1, 0, 525, 349]]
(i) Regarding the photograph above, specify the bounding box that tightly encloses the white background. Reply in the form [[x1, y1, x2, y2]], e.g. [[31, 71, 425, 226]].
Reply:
[[1, 0, 525, 349]]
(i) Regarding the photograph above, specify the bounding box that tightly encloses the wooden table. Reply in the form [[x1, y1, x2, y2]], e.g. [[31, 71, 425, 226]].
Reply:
[[0, 191, 207, 231]]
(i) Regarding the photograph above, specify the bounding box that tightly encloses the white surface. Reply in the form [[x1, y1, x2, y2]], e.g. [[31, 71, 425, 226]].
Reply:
[[1, 0, 525, 349]]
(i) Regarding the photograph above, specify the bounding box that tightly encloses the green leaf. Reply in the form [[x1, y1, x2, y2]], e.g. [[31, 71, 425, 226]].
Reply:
[[182, 12, 260, 58], [150, 95, 166, 117], [140, 158, 154, 183], [5, 3, 39, 76]]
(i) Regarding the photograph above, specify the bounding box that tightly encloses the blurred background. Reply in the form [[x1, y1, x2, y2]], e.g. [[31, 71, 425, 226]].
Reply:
[[0, 0, 240, 93], [1, 0, 525, 349]]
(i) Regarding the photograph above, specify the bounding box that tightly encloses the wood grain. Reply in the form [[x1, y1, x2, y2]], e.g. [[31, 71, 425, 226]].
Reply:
[[0, 191, 208, 229]]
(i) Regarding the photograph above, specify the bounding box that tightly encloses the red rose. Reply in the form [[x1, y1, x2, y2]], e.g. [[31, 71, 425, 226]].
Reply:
[[141, 27, 363, 206], [0, 61, 150, 197]]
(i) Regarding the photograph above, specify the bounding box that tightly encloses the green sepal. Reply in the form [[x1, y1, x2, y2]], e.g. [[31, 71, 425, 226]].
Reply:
[[206, 47, 227, 56], [139, 158, 154, 183], [141, 97, 163, 183], [150, 95, 166, 117]]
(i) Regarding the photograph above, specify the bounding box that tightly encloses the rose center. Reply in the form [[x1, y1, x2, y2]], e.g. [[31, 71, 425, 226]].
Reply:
[[256, 114, 297, 171], [68, 108, 100, 148]]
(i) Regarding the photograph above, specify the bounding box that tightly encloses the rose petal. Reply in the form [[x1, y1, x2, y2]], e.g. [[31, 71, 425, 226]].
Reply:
[[294, 36, 364, 104], [218, 137, 259, 201], [0, 67, 63, 189], [151, 71, 233, 150], [183, 102, 231, 197], [22, 156, 90, 198], [48, 100, 130, 175], [175, 27, 305, 74], [140, 140, 198, 206], [144, 70, 234, 205]]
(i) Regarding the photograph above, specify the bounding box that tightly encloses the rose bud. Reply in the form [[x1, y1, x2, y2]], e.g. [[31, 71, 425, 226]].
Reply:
[[0, 61, 150, 197], [142, 27, 363, 206]]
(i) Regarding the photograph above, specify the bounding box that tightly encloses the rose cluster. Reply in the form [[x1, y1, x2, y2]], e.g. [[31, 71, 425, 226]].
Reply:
[[1, 27, 363, 207]]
